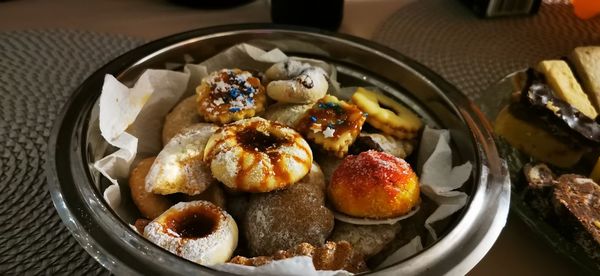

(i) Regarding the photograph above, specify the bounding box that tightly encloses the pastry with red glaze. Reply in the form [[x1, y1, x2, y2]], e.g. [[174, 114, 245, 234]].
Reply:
[[328, 150, 420, 219]]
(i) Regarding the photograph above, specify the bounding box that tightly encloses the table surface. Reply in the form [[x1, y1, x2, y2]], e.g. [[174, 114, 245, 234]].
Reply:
[[0, 0, 589, 275]]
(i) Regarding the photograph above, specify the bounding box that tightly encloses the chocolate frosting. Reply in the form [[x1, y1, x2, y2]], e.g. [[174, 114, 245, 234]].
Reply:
[[510, 69, 600, 146]]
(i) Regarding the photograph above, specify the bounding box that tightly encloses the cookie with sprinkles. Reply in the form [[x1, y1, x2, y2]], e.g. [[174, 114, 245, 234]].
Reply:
[[296, 95, 366, 158], [196, 69, 266, 124]]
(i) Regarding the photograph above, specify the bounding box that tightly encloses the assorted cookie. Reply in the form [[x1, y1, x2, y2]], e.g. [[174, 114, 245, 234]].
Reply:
[[146, 123, 219, 195], [244, 163, 334, 256], [351, 87, 422, 139], [143, 200, 238, 265], [196, 69, 266, 124], [127, 60, 427, 272], [203, 117, 313, 193], [296, 95, 367, 158], [265, 60, 329, 104], [329, 150, 421, 219]]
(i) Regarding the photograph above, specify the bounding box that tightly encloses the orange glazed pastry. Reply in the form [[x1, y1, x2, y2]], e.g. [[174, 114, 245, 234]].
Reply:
[[328, 150, 420, 219]]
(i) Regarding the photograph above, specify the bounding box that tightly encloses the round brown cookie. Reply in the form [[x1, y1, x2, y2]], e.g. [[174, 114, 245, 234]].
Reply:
[[162, 95, 202, 145], [129, 157, 174, 219], [244, 163, 334, 256]]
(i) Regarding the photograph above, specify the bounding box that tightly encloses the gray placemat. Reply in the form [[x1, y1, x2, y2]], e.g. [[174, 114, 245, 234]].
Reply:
[[374, 0, 600, 103], [0, 29, 144, 274]]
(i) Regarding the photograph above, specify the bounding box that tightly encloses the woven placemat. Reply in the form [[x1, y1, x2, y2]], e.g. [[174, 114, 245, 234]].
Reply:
[[374, 0, 600, 103], [0, 29, 144, 274]]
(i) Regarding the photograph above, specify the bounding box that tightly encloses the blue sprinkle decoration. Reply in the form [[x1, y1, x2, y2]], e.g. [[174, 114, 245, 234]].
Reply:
[[326, 102, 336, 108], [229, 107, 241, 112], [309, 116, 317, 122], [318, 103, 327, 109], [245, 87, 255, 94], [363, 112, 369, 117], [246, 98, 254, 105], [229, 88, 241, 99]]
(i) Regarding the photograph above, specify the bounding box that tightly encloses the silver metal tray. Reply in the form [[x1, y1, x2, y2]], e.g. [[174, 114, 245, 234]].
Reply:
[[46, 24, 510, 275]]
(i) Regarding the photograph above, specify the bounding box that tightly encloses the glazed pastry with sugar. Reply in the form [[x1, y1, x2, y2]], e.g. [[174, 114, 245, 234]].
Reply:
[[328, 150, 420, 219], [244, 163, 334, 256], [203, 117, 313, 193], [146, 123, 219, 195], [144, 200, 238, 265], [196, 68, 266, 124]]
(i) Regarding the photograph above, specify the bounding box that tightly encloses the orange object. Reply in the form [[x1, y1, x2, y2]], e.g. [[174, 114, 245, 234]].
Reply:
[[328, 150, 421, 219], [572, 0, 600, 20]]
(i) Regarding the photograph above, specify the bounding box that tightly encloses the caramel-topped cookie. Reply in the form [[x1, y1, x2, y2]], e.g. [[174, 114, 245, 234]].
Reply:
[[203, 117, 313, 193], [296, 95, 366, 158]]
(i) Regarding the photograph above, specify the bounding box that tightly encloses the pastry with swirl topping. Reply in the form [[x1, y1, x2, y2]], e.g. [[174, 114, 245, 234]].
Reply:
[[203, 117, 313, 193]]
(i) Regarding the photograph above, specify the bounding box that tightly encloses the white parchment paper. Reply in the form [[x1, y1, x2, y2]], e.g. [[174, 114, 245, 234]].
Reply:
[[418, 126, 472, 240], [211, 256, 352, 276]]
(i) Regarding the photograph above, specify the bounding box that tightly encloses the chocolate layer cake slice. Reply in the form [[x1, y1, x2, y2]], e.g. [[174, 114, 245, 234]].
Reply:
[[553, 175, 600, 261]]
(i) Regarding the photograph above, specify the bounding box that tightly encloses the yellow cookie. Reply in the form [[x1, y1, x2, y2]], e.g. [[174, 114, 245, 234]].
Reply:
[[351, 87, 422, 139]]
